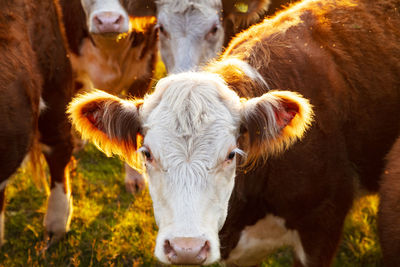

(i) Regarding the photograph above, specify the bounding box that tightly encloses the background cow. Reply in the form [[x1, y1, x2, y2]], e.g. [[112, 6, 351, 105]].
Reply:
[[135, 0, 295, 73], [0, 0, 74, 247], [68, 0, 400, 265], [379, 136, 400, 267], [61, 0, 159, 193]]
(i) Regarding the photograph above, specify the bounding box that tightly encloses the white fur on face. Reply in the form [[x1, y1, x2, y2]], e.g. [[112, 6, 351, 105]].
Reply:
[[156, 0, 224, 73], [140, 72, 243, 264], [80, 0, 129, 33], [43, 182, 73, 243]]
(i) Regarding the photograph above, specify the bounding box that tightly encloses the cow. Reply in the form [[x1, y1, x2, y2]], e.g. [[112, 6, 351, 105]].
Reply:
[[133, 0, 294, 74], [60, 0, 159, 193], [379, 136, 400, 267], [0, 0, 74, 247], [68, 0, 400, 265]]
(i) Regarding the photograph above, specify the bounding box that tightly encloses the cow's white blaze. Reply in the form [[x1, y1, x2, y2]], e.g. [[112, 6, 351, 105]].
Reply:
[[139, 72, 242, 264], [80, 0, 129, 33], [156, 0, 224, 73]]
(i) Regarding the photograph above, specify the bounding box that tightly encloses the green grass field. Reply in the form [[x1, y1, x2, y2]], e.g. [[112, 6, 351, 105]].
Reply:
[[0, 144, 382, 266]]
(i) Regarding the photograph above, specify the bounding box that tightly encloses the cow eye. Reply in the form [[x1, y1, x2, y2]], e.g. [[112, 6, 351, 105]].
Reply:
[[210, 25, 218, 35], [157, 24, 168, 36], [140, 147, 152, 161], [227, 151, 236, 160], [206, 24, 219, 40]]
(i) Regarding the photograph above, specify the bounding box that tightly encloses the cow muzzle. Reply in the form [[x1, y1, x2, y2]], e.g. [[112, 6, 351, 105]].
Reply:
[[163, 237, 210, 265], [92, 11, 127, 34]]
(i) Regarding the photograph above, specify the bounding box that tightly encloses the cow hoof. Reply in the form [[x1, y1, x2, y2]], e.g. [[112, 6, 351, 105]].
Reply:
[[125, 164, 146, 194], [43, 183, 73, 246]]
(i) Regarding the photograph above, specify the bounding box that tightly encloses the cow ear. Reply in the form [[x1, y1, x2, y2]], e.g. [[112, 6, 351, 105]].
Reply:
[[67, 90, 143, 166], [240, 90, 313, 167], [222, 0, 270, 26]]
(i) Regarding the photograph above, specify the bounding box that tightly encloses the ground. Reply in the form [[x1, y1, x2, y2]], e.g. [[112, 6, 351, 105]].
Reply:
[[0, 143, 382, 266]]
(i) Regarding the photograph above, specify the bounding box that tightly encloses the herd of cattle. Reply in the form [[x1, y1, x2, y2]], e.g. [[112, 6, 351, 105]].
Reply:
[[0, 0, 399, 266]]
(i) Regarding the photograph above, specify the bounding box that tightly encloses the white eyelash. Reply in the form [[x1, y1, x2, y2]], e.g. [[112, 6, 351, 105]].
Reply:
[[233, 148, 246, 157], [138, 147, 148, 153]]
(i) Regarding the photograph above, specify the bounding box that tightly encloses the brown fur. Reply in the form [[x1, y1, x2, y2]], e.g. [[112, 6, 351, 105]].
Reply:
[[206, 0, 400, 265], [0, 0, 73, 242], [379, 136, 400, 267]]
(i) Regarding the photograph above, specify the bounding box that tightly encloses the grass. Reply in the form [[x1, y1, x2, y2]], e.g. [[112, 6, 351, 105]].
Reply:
[[0, 144, 383, 266]]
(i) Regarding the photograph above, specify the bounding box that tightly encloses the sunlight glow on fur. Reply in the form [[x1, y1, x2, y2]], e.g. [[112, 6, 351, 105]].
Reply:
[[242, 90, 314, 168], [67, 90, 144, 173]]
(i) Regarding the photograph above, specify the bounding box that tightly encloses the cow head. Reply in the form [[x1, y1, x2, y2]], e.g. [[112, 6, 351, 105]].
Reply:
[[154, 0, 271, 73], [68, 72, 313, 265]]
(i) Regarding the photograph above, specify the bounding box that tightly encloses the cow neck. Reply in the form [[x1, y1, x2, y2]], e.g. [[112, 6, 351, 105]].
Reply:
[[72, 34, 139, 94]]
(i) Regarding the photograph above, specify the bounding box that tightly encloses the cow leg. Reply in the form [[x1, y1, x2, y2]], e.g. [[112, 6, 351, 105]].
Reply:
[[293, 206, 349, 267], [41, 138, 73, 246], [0, 189, 5, 246], [378, 137, 400, 267], [39, 87, 74, 246]]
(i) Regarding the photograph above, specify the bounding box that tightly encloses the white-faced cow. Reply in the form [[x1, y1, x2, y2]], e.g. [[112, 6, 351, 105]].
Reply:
[[60, 0, 159, 193], [138, 0, 294, 74], [0, 0, 73, 246], [68, 0, 400, 265]]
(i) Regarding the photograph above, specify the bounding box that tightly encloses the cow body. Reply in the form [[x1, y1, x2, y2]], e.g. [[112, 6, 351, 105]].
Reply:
[[0, 0, 73, 245], [213, 0, 400, 264], [68, 0, 400, 265]]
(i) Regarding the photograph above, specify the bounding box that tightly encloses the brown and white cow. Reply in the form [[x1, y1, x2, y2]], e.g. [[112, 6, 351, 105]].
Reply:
[[61, 0, 158, 96], [379, 136, 400, 267], [138, 0, 294, 73], [0, 0, 74, 246], [61, 0, 159, 193], [68, 0, 400, 265]]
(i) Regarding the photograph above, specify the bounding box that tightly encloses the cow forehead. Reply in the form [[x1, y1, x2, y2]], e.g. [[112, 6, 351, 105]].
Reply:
[[156, 0, 222, 14], [141, 73, 242, 164], [157, 2, 222, 35]]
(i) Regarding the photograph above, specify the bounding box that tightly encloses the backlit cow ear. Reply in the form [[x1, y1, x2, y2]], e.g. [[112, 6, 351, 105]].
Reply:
[[222, 0, 271, 26], [67, 90, 143, 165], [240, 90, 313, 167]]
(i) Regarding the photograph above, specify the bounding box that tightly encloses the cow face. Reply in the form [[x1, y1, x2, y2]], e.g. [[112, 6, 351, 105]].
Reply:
[[156, 1, 225, 73], [155, 0, 271, 73], [68, 72, 313, 265], [81, 0, 130, 34]]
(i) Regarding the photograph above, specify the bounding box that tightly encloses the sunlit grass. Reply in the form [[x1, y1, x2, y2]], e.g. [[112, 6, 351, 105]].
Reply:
[[0, 143, 383, 266]]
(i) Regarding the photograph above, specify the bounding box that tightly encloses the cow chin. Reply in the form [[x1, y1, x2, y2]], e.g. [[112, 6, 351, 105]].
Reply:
[[154, 227, 221, 265]]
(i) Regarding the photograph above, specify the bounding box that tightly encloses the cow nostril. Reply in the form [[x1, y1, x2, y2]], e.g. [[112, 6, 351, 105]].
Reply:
[[114, 15, 123, 25], [197, 241, 210, 261], [164, 239, 178, 261], [94, 16, 103, 25]]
